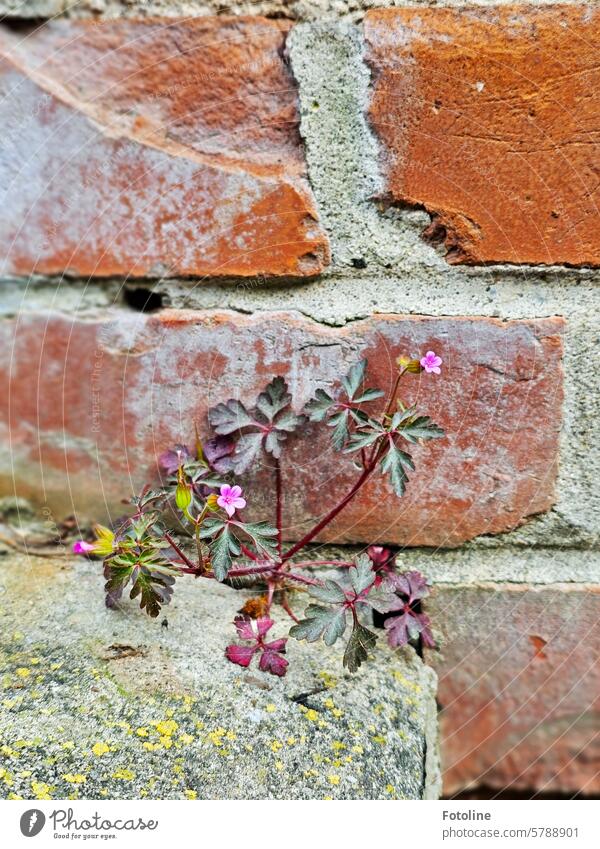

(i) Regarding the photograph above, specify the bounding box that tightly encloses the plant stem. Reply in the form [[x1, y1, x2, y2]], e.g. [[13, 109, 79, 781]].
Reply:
[[281, 464, 373, 562], [284, 571, 322, 587], [281, 593, 300, 623], [164, 531, 197, 571], [290, 560, 356, 569], [384, 366, 408, 419], [240, 543, 259, 562], [280, 367, 410, 564], [275, 457, 283, 559]]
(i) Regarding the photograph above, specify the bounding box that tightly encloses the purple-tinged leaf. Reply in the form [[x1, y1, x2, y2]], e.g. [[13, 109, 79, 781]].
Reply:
[[203, 435, 235, 473], [259, 639, 288, 677], [225, 644, 256, 668], [387, 570, 430, 603], [159, 444, 191, 475], [226, 617, 288, 677], [385, 609, 433, 649]]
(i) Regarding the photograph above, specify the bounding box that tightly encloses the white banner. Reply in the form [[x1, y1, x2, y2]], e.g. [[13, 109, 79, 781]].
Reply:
[[1, 799, 598, 848]]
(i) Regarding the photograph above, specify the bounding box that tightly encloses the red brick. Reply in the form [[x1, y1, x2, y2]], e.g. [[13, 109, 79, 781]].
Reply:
[[0, 18, 329, 278], [426, 584, 600, 795], [0, 310, 563, 545], [365, 7, 600, 266]]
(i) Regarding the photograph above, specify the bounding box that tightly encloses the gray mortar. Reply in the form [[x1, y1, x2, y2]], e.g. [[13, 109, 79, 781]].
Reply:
[[0, 552, 440, 800], [0, 0, 591, 23], [281, 544, 600, 584]]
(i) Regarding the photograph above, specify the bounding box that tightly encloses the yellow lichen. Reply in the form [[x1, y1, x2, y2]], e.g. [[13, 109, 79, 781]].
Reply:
[[31, 781, 52, 800], [156, 719, 178, 737], [92, 742, 110, 757], [112, 768, 135, 781], [63, 774, 86, 784]]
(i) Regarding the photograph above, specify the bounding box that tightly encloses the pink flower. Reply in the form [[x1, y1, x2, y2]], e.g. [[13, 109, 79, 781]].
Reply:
[[217, 484, 246, 517], [420, 350, 442, 375], [73, 540, 95, 555]]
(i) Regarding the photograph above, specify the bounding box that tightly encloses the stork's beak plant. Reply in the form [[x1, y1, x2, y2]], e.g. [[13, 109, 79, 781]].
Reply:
[[75, 352, 444, 676]]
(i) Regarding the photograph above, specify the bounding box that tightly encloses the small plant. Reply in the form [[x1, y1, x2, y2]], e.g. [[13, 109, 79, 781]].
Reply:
[[75, 351, 444, 676]]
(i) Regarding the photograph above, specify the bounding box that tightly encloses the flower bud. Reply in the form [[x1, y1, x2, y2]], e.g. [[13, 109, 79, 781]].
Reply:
[[175, 482, 192, 511], [92, 524, 115, 556], [396, 355, 422, 373], [206, 493, 219, 511]]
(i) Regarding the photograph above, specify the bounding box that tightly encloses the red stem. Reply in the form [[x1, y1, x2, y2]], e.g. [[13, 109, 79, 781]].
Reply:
[[284, 571, 322, 587], [290, 560, 356, 569], [275, 457, 283, 559], [239, 542, 259, 562], [280, 368, 408, 564], [164, 531, 197, 571], [280, 463, 373, 562]]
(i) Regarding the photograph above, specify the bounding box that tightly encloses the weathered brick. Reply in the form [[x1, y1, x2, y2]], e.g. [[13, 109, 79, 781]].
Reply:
[[365, 7, 600, 266], [427, 584, 600, 795], [0, 18, 329, 278], [0, 309, 563, 546]]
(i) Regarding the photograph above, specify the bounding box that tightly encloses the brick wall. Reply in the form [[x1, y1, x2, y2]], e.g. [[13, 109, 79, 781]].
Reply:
[[0, 1, 598, 797]]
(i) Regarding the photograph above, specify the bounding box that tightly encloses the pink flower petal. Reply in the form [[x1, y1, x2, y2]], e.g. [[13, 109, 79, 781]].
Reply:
[[73, 540, 94, 554]]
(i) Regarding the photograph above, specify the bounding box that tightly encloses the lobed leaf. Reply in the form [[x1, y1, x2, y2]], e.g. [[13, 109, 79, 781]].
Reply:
[[343, 619, 377, 673], [379, 442, 415, 497], [289, 604, 348, 646]]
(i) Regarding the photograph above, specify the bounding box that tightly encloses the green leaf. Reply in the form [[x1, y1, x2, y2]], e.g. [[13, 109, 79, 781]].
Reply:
[[232, 431, 263, 473], [349, 555, 376, 596], [344, 426, 383, 453], [208, 399, 255, 435], [304, 388, 334, 422], [256, 377, 292, 421], [343, 619, 377, 672], [398, 415, 445, 444], [309, 579, 347, 604], [235, 520, 278, 557], [209, 378, 305, 472], [208, 525, 241, 581], [289, 604, 348, 646], [380, 442, 415, 497], [104, 562, 133, 607], [341, 359, 367, 400], [129, 564, 176, 618], [353, 387, 384, 404], [328, 410, 351, 450]]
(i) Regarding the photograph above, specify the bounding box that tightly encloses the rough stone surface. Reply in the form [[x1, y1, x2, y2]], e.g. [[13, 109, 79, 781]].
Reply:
[[0, 18, 329, 278], [365, 7, 600, 266], [0, 309, 563, 546], [0, 552, 439, 800], [0, 0, 586, 24], [426, 582, 600, 796], [309, 544, 600, 586]]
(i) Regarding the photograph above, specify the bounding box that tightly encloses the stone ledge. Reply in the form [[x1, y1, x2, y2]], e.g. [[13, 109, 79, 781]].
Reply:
[[0, 552, 440, 800]]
